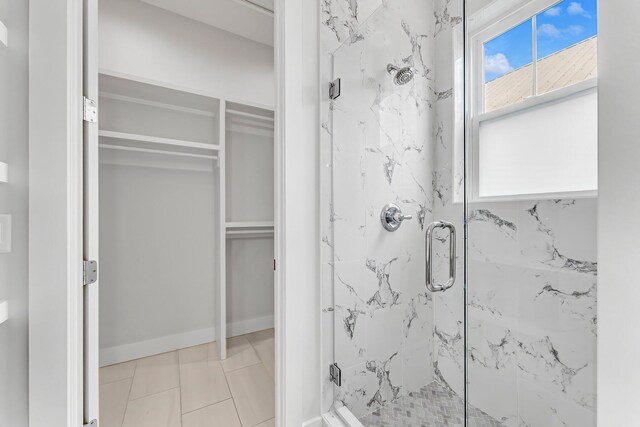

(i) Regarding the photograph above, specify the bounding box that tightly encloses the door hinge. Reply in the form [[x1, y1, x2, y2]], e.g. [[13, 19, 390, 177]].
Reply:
[[83, 420, 97, 427], [83, 97, 97, 123], [83, 260, 98, 286], [330, 363, 342, 386], [329, 78, 341, 100]]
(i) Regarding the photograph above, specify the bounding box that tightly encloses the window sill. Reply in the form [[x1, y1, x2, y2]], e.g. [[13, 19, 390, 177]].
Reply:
[[468, 189, 598, 204]]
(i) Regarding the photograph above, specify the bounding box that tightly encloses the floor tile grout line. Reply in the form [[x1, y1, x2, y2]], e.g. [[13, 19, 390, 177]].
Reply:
[[177, 351, 185, 416], [180, 397, 235, 417], [119, 361, 137, 426], [99, 374, 135, 386], [224, 362, 275, 427], [221, 351, 245, 426], [127, 351, 180, 401], [223, 359, 263, 374], [231, 397, 245, 427], [126, 386, 181, 403], [221, 360, 235, 400]]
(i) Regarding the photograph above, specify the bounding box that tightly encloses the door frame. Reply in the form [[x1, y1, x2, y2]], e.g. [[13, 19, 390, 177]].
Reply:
[[28, 0, 322, 426], [28, 0, 84, 425]]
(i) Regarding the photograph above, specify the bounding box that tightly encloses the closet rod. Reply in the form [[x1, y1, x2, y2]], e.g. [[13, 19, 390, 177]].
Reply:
[[225, 229, 275, 238], [99, 91, 217, 118], [226, 109, 274, 122], [99, 130, 221, 151], [225, 221, 274, 228], [99, 144, 218, 160]]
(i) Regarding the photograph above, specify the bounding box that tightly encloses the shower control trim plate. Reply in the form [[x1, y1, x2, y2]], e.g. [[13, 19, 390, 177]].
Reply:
[[380, 204, 413, 232]]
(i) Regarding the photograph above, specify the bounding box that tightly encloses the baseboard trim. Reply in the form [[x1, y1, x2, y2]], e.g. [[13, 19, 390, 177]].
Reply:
[[100, 315, 275, 366], [303, 416, 324, 427], [100, 327, 216, 367], [227, 314, 274, 337]]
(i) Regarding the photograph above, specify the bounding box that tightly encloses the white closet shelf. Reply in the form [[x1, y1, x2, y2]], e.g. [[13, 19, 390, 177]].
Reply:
[[99, 130, 221, 151], [225, 222, 274, 239], [0, 300, 7, 325], [226, 221, 274, 228], [99, 144, 218, 160], [100, 91, 217, 118], [0, 20, 7, 47], [226, 109, 274, 122]]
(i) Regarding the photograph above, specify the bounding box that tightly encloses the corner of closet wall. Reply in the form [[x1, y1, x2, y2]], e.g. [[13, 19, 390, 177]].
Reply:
[[96, 0, 275, 366]]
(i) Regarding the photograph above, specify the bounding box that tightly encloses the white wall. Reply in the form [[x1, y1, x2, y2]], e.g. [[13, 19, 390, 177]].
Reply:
[[276, 0, 322, 425], [226, 127, 275, 335], [99, 0, 275, 108], [226, 238, 274, 332], [597, 1, 640, 425], [99, 164, 218, 365], [0, 0, 29, 425]]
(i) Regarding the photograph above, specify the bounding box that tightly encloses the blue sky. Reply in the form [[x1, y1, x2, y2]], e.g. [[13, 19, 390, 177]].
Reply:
[[484, 0, 598, 82]]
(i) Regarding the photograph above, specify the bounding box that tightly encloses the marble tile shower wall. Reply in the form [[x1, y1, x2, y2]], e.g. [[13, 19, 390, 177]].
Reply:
[[320, 0, 438, 418], [464, 199, 597, 426], [321, 1, 596, 426], [430, 2, 597, 427]]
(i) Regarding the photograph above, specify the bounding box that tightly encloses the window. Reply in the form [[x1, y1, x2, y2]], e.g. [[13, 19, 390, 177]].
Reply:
[[535, 0, 598, 95], [484, 19, 533, 112], [483, 0, 597, 112], [470, 0, 598, 200]]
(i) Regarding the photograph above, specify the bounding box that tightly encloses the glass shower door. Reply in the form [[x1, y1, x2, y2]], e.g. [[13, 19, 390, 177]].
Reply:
[[329, 0, 467, 424], [465, 1, 598, 425]]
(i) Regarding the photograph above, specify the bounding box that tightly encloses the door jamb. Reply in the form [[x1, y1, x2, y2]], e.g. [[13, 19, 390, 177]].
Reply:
[[28, 0, 84, 425], [28, 1, 306, 426]]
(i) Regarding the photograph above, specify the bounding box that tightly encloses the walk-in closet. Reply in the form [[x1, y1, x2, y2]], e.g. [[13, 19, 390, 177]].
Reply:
[[94, 1, 276, 426]]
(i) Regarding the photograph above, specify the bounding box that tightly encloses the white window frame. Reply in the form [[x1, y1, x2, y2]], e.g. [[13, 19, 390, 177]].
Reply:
[[467, 0, 598, 202]]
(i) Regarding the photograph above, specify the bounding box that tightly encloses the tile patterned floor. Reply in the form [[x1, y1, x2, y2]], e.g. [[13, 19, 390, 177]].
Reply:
[[359, 382, 504, 427], [99, 329, 275, 427]]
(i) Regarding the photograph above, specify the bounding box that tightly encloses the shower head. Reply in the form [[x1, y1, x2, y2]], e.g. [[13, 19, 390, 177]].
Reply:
[[387, 64, 415, 85]]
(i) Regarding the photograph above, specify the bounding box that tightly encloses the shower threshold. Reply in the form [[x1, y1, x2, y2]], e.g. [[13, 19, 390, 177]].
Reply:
[[323, 382, 503, 427]]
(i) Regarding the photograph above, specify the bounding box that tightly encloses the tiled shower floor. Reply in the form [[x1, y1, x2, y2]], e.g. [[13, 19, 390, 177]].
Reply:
[[359, 382, 503, 427]]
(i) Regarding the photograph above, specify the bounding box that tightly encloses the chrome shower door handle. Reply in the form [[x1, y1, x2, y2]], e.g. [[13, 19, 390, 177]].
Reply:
[[425, 221, 456, 292]]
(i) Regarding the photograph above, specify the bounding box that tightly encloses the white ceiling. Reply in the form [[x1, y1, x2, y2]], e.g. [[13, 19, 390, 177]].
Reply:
[[140, 0, 274, 47]]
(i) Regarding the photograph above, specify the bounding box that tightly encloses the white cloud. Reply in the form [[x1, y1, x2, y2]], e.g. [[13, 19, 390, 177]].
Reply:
[[485, 53, 513, 76], [567, 2, 591, 17], [538, 23, 584, 39], [565, 25, 584, 36], [538, 23, 561, 38], [545, 6, 562, 16]]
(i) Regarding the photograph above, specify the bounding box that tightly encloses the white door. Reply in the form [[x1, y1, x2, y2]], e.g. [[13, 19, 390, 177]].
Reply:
[[83, 0, 100, 424]]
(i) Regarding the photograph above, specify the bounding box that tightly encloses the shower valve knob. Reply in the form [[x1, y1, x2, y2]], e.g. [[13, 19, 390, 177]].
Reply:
[[381, 204, 412, 232]]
